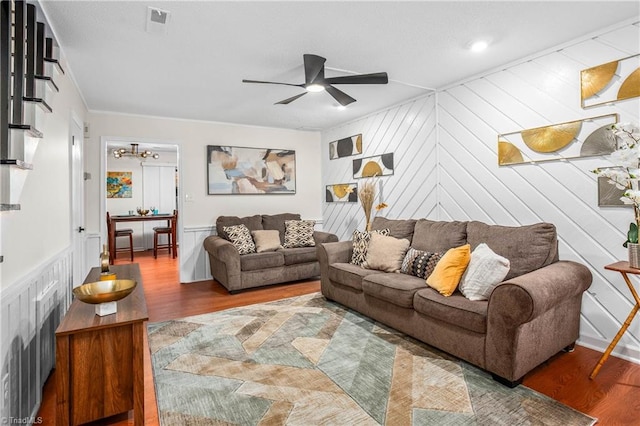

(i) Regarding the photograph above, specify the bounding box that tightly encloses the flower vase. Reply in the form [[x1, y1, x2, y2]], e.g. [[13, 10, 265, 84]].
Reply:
[[628, 243, 640, 269], [365, 220, 372, 232]]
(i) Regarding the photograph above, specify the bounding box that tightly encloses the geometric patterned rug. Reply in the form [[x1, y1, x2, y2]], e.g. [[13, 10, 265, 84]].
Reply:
[[148, 292, 597, 425]]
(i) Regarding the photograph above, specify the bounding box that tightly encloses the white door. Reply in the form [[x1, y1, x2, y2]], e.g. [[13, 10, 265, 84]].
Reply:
[[70, 118, 85, 288], [142, 164, 177, 250]]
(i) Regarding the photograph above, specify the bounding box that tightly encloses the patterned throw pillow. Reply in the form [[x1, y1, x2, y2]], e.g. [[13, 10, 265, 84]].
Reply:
[[222, 224, 256, 255], [401, 247, 443, 279], [283, 220, 316, 248], [350, 229, 390, 266]]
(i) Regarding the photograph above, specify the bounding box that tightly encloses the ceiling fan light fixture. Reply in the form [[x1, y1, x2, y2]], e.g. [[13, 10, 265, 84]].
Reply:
[[306, 83, 325, 93]]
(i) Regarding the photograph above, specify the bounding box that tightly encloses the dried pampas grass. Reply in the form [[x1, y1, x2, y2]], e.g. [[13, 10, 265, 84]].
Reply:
[[359, 179, 377, 231]]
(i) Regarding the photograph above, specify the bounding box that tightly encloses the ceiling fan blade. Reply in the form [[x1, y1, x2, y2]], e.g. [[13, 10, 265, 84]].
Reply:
[[275, 92, 307, 105], [324, 72, 389, 85], [303, 54, 326, 85], [242, 79, 303, 88], [325, 85, 356, 106]]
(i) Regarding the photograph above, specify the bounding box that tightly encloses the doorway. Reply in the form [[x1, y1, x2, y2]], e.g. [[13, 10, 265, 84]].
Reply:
[[100, 136, 183, 274]]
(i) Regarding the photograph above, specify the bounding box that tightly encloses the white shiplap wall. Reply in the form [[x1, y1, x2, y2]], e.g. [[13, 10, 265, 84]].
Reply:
[[322, 94, 438, 241], [322, 21, 639, 361]]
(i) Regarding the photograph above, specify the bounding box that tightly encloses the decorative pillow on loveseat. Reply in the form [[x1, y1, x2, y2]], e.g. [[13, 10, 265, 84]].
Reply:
[[400, 248, 443, 279], [283, 220, 316, 248], [351, 228, 390, 266], [362, 233, 410, 272], [222, 224, 256, 255], [251, 230, 283, 253], [459, 243, 510, 301]]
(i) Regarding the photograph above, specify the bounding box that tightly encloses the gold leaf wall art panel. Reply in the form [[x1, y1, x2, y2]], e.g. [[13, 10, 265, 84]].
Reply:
[[497, 113, 618, 166], [581, 54, 640, 108], [326, 183, 358, 203], [521, 121, 582, 153]]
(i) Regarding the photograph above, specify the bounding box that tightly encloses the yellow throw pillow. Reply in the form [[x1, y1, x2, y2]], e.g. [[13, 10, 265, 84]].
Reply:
[[426, 244, 471, 296]]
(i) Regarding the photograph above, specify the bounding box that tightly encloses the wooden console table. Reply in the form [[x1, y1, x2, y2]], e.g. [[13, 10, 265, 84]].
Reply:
[[56, 264, 148, 425], [589, 261, 640, 379]]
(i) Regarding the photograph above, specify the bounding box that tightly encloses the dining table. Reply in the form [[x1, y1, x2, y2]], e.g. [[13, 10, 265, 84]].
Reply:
[[108, 212, 177, 264]]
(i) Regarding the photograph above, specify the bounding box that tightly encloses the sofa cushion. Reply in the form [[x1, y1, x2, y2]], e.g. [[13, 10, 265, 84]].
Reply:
[[251, 230, 283, 253], [466, 221, 558, 280], [240, 251, 285, 272], [262, 213, 301, 244], [217, 215, 263, 240], [362, 273, 426, 308], [222, 224, 256, 255], [281, 247, 317, 265], [412, 219, 467, 253], [459, 243, 510, 301], [351, 229, 390, 266], [362, 233, 410, 272], [414, 287, 488, 334], [426, 244, 471, 296], [328, 263, 385, 291], [401, 248, 443, 279], [371, 217, 417, 241], [284, 220, 316, 248]]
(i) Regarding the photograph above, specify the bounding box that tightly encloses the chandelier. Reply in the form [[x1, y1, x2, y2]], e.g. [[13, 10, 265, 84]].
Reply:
[[112, 143, 159, 159]]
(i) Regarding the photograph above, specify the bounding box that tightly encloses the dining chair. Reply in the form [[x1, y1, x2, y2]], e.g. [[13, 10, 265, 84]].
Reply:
[[153, 210, 177, 258], [106, 212, 134, 261]]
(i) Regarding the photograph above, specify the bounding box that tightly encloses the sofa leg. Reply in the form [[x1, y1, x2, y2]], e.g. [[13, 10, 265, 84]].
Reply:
[[492, 374, 522, 388], [563, 342, 576, 353]]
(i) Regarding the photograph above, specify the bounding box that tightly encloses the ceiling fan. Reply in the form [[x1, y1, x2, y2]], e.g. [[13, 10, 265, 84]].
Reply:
[[242, 54, 388, 106]]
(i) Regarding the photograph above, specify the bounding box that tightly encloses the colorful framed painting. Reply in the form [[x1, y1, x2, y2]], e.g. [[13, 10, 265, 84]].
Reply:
[[498, 114, 618, 166], [207, 145, 296, 194], [353, 153, 394, 178], [329, 134, 363, 159], [106, 171, 132, 198], [581, 54, 640, 108], [326, 183, 358, 203]]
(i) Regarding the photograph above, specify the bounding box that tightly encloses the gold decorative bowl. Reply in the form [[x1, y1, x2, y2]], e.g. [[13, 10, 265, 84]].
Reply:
[[73, 279, 137, 304], [137, 209, 149, 216]]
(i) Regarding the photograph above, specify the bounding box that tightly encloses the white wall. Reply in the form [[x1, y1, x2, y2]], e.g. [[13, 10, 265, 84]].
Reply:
[[0, 63, 87, 288], [322, 94, 438, 241], [323, 21, 640, 361]]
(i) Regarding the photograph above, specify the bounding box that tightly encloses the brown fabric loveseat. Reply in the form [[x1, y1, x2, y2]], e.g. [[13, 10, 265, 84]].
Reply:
[[317, 217, 592, 386], [204, 213, 338, 293]]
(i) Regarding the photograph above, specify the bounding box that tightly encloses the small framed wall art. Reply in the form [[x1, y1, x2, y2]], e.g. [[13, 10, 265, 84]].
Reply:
[[329, 134, 363, 159], [353, 153, 394, 178], [597, 176, 627, 207], [497, 113, 618, 166], [207, 145, 296, 194], [580, 54, 640, 108], [106, 171, 132, 198], [326, 183, 358, 203]]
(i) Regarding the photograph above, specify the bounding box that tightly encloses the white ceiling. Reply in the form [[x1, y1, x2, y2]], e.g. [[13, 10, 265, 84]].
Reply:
[[41, 1, 639, 131]]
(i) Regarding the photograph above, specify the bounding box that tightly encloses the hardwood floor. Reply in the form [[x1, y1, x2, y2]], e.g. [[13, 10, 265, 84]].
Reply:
[[37, 251, 640, 425]]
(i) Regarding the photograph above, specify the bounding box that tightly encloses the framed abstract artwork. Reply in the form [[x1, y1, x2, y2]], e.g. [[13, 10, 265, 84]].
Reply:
[[329, 134, 363, 159], [497, 114, 618, 166], [106, 171, 132, 198], [581, 54, 640, 108], [207, 145, 296, 194], [597, 176, 627, 207], [353, 153, 394, 178], [326, 183, 358, 203]]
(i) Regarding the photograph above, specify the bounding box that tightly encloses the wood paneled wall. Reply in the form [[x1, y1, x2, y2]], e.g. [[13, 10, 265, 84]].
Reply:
[[322, 21, 640, 361]]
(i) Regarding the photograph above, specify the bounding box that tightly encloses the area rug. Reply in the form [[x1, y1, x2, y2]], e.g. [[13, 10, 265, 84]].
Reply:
[[148, 292, 596, 425]]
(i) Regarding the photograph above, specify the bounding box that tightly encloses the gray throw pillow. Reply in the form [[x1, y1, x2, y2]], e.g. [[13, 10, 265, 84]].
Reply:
[[223, 224, 256, 255], [351, 228, 390, 266]]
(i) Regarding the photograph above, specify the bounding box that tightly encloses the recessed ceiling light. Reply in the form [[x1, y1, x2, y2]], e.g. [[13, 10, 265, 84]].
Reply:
[[336, 105, 347, 111], [469, 40, 489, 53]]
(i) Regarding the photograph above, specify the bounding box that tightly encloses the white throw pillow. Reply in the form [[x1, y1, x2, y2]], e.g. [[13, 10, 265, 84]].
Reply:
[[251, 230, 283, 253], [459, 243, 510, 301], [362, 233, 410, 272]]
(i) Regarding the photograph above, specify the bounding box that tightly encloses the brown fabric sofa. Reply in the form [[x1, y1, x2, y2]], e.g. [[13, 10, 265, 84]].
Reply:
[[317, 217, 592, 386], [204, 213, 338, 293]]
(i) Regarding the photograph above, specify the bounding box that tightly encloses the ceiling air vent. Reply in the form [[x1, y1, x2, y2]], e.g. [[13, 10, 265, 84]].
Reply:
[[146, 7, 171, 34]]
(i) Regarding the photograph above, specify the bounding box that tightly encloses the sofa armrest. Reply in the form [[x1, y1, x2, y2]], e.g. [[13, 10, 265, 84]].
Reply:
[[487, 260, 592, 325], [317, 240, 353, 266], [203, 236, 241, 289], [313, 231, 339, 245], [485, 260, 592, 381]]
